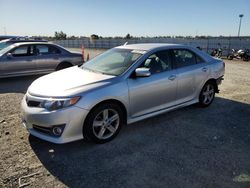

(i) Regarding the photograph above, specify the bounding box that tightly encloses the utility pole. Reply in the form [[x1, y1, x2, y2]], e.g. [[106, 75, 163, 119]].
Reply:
[[2, 27, 7, 35], [238, 14, 244, 37]]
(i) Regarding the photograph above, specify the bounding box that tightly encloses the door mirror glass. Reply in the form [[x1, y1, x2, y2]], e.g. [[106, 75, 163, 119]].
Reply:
[[135, 68, 151, 77]]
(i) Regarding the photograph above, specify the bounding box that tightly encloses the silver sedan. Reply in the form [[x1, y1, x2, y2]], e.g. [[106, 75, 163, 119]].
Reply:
[[21, 43, 225, 144], [0, 42, 82, 78]]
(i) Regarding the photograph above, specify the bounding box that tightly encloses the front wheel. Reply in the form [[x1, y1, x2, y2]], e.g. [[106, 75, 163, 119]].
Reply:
[[83, 103, 124, 143], [227, 55, 233, 60], [199, 82, 215, 107]]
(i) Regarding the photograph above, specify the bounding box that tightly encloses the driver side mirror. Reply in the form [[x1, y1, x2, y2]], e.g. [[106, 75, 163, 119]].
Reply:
[[135, 68, 151, 77], [6, 53, 12, 59]]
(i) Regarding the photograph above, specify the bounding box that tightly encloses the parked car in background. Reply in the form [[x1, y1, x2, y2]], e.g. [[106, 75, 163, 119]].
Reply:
[[0, 37, 48, 50], [21, 43, 225, 144], [0, 35, 20, 41], [0, 42, 82, 78]]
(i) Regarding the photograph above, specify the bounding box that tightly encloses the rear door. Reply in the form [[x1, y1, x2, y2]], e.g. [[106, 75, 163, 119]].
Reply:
[[34, 44, 62, 71], [1, 44, 37, 76], [171, 49, 210, 104]]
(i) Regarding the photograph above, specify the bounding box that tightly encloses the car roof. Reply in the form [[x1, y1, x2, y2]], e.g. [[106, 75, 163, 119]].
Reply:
[[12, 42, 50, 46], [116, 43, 184, 51], [117, 43, 214, 62]]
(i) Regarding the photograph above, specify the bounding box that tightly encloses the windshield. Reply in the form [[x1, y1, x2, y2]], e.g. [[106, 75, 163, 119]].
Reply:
[[81, 48, 144, 76], [0, 45, 13, 56], [0, 41, 11, 51]]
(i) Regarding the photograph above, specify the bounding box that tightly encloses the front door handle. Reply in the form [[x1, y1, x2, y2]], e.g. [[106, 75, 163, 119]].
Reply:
[[202, 67, 208, 72], [168, 75, 176, 81]]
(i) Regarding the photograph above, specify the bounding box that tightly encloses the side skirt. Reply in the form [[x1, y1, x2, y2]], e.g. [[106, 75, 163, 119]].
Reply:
[[127, 99, 198, 124]]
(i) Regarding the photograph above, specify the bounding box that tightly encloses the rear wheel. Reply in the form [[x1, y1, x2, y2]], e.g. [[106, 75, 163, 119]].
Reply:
[[242, 55, 249, 61], [199, 82, 215, 107], [83, 103, 124, 143]]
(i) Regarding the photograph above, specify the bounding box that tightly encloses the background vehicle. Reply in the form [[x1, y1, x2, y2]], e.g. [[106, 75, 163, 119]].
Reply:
[[21, 43, 225, 144], [0, 37, 48, 50], [227, 49, 250, 61], [0, 42, 82, 78], [210, 48, 222, 58], [0, 35, 21, 41]]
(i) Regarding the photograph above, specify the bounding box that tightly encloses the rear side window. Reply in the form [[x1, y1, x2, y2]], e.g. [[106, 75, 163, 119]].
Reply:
[[172, 49, 196, 68], [36, 45, 61, 55]]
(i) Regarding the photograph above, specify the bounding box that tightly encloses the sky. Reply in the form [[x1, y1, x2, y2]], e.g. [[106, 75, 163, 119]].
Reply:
[[0, 0, 250, 37]]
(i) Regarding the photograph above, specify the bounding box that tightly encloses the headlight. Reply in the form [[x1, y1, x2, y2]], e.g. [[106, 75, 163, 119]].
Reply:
[[41, 96, 81, 111]]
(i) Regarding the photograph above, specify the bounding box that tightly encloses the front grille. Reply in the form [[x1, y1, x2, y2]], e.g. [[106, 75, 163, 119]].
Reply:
[[27, 100, 41, 107]]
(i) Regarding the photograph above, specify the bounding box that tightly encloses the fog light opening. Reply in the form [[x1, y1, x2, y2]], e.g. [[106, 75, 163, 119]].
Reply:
[[52, 127, 63, 136]]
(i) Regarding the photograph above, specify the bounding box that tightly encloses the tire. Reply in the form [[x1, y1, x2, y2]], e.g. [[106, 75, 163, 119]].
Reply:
[[227, 55, 233, 60], [242, 56, 249, 62], [56, 63, 72, 71], [199, 82, 215, 107], [83, 103, 124, 144]]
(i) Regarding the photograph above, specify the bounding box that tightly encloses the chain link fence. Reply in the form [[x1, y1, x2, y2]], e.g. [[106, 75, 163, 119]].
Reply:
[[53, 37, 250, 56]]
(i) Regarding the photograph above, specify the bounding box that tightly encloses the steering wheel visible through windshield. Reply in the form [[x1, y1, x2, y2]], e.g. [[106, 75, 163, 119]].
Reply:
[[81, 48, 144, 76]]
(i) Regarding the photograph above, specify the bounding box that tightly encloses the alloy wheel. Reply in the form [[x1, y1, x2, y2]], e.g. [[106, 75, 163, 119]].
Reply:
[[92, 109, 120, 140], [202, 84, 215, 105]]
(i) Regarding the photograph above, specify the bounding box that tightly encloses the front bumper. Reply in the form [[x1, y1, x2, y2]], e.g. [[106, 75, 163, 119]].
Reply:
[[21, 94, 89, 144]]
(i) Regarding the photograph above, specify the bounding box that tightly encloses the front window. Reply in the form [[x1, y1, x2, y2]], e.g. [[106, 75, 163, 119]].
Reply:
[[81, 48, 144, 76], [11, 45, 36, 57], [139, 50, 172, 74]]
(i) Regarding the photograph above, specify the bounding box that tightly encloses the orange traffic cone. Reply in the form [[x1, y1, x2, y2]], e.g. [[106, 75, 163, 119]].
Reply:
[[87, 53, 90, 61]]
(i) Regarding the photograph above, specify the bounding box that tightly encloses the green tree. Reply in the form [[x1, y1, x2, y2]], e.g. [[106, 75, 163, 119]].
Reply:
[[90, 34, 99, 40], [54, 31, 67, 40], [125, 33, 132, 39]]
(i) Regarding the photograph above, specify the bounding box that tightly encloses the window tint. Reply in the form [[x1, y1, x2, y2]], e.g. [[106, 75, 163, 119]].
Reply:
[[36, 45, 61, 55], [11, 45, 35, 57], [172, 49, 196, 68], [196, 55, 205, 64], [82, 48, 142, 76], [140, 50, 172, 74]]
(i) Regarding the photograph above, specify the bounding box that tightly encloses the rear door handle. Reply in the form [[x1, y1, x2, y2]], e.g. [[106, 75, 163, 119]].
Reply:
[[168, 75, 176, 81], [202, 67, 208, 72]]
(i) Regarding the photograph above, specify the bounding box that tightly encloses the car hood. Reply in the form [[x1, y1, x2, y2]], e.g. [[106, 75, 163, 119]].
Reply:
[[28, 66, 115, 97]]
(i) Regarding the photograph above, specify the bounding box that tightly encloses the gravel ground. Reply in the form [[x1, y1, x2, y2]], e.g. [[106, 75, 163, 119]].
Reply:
[[0, 57, 250, 188]]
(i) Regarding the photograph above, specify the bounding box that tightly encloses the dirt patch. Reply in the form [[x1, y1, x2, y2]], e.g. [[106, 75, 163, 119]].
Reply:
[[0, 59, 250, 188]]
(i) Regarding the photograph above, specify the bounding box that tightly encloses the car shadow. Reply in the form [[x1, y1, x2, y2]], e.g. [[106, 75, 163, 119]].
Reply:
[[0, 75, 41, 94], [29, 97, 250, 188]]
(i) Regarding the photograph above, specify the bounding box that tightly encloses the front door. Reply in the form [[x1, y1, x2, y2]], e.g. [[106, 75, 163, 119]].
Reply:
[[128, 50, 177, 118], [1, 44, 37, 77]]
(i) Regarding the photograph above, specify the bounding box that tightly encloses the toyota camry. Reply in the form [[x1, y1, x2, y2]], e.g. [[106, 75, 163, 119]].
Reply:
[[21, 43, 225, 144]]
